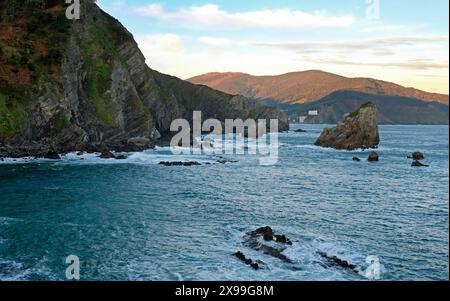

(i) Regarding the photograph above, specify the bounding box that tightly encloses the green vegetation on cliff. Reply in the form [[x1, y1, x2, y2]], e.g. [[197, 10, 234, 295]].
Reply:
[[348, 102, 374, 118], [0, 93, 24, 135], [0, 1, 70, 137], [79, 11, 136, 127]]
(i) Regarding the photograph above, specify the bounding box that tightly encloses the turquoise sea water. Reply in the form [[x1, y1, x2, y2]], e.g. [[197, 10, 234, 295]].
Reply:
[[0, 125, 448, 280]]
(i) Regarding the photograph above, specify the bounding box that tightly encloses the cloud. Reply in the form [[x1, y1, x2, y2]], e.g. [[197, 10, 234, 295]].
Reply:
[[133, 4, 354, 29], [312, 58, 449, 70], [197, 37, 231, 56], [248, 35, 450, 53], [371, 48, 395, 56], [198, 37, 230, 48], [136, 34, 184, 54]]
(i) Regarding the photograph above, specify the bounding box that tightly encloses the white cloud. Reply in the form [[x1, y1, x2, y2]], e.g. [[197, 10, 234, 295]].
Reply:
[[248, 35, 450, 53], [133, 4, 354, 29], [313, 58, 449, 70], [198, 37, 230, 48], [137, 34, 184, 54]]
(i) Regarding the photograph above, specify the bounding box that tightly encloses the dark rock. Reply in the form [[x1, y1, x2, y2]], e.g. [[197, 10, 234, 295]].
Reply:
[[217, 159, 238, 164], [352, 157, 361, 162], [315, 102, 380, 150], [274, 234, 293, 245], [99, 151, 115, 159], [76, 152, 84, 156], [248, 226, 274, 237], [368, 151, 379, 162], [126, 137, 152, 152], [232, 251, 260, 270], [0, 144, 49, 158], [158, 161, 201, 167], [115, 155, 127, 160], [412, 160, 429, 167], [408, 152, 425, 160], [244, 227, 293, 263], [317, 251, 358, 272], [263, 233, 274, 241], [44, 150, 61, 160], [294, 129, 307, 133]]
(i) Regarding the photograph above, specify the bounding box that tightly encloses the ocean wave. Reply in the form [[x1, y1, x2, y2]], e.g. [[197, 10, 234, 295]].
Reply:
[[0, 260, 30, 281], [0, 216, 23, 226], [215, 225, 381, 281], [0, 256, 59, 281]]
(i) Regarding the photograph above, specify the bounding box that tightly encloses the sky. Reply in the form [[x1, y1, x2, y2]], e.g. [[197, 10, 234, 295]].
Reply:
[[97, 0, 449, 94]]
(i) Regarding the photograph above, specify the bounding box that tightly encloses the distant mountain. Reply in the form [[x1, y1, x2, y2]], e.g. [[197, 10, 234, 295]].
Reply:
[[188, 71, 449, 105], [266, 90, 449, 125]]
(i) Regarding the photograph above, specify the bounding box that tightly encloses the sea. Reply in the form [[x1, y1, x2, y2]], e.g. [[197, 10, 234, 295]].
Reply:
[[0, 124, 448, 280]]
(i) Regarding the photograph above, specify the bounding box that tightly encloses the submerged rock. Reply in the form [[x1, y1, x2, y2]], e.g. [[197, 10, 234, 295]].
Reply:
[[217, 158, 238, 164], [317, 251, 358, 272], [315, 103, 380, 150], [294, 129, 307, 133], [368, 151, 379, 162], [232, 251, 260, 270], [158, 161, 201, 167], [412, 160, 429, 167], [352, 157, 361, 162]]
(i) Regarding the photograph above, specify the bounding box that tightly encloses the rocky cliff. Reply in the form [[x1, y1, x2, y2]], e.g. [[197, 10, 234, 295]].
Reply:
[[315, 102, 380, 150], [0, 1, 288, 157]]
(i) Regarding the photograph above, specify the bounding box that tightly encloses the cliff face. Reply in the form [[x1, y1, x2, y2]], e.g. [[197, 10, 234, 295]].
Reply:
[[315, 102, 380, 150], [0, 1, 287, 157]]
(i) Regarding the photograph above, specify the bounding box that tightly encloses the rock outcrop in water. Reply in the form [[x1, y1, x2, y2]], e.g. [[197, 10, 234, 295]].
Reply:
[[242, 226, 293, 263], [232, 251, 261, 270], [408, 152, 425, 160], [158, 161, 201, 167], [368, 151, 379, 162], [0, 1, 288, 158], [317, 251, 359, 273], [234, 226, 364, 275], [411, 160, 429, 167], [315, 103, 380, 150]]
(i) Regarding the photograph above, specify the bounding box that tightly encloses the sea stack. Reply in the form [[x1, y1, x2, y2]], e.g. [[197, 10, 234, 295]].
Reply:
[[315, 102, 380, 150]]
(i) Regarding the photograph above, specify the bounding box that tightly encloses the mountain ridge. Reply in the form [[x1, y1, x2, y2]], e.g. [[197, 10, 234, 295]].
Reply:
[[188, 70, 449, 105], [268, 90, 449, 125]]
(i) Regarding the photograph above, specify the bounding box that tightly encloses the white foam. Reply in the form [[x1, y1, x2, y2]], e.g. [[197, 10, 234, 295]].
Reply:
[[0, 216, 23, 226], [213, 225, 376, 281]]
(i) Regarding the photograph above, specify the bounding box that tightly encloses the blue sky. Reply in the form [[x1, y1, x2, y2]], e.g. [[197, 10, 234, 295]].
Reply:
[[97, 0, 449, 93]]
